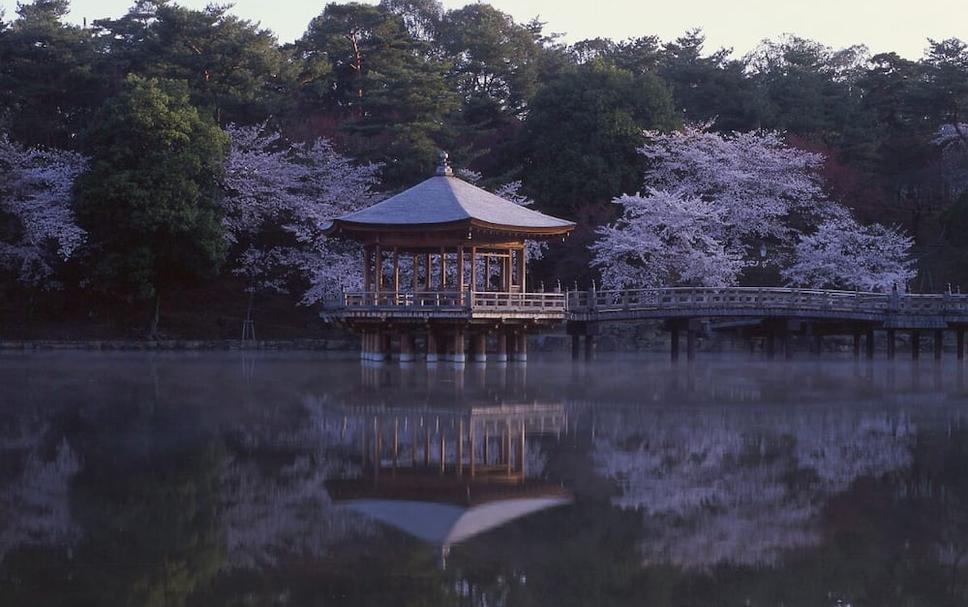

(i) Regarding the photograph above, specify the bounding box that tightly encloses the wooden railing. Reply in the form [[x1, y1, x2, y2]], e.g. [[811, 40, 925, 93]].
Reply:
[[323, 287, 968, 321], [324, 290, 568, 314], [567, 287, 968, 317]]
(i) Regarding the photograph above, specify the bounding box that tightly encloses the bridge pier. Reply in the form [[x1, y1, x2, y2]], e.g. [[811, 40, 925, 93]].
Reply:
[[494, 332, 508, 363], [471, 332, 487, 363], [584, 335, 596, 361], [400, 331, 416, 363], [670, 326, 680, 362], [911, 330, 921, 360], [452, 329, 466, 364], [512, 332, 528, 363], [426, 331, 439, 363], [887, 329, 896, 360]]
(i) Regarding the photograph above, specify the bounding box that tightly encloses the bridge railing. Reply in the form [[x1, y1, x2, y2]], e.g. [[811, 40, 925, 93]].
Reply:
[[567, 287, 968, 315]]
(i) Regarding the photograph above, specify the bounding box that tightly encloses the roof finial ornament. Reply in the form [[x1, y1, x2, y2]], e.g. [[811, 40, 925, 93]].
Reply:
[[436, 150, 453, 177]]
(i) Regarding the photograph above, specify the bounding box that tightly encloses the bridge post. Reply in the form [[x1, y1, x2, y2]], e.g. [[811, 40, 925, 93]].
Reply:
[[934, 330, 944, 361], [495, 332, 508, 363], [958, 329, 965, 361], [472, 332, 487, 363], [911, 330, 920, 360], [452, 329, 466, 364], [887, 329, 896, 360], [670, 324, 680, 362], [400, 331, 416, 363], [866, 329, 875, 359], [513, 332, 528, 363], [766, 331, 776, 360], [426, 330, 439, 363]]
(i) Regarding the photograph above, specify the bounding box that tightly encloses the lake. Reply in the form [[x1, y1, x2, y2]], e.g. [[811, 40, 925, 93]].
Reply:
[[1, 352, 967, 606]]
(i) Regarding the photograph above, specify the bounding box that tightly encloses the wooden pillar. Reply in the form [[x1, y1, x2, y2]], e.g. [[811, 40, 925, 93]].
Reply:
[[425, 253, 432, 291], [439, 247, 447, 290], [411, 422, 418, 468], [853, 331, 861, 358], [400, 332, 415, 363], [453, 329, 466, 364], [412, 253, 419, 293], [482, 428, 489, 465], [935, 329, 944, 360], [670, 324, 680, 362], [514, 332, 528, 362], [887, 329, 896, 360], [363, 246, 371, 292], [484, 255, 491, 291], [470, 247, 477, 292], [457, 247, 465, 298], [518, 247, 527, 293], [518, 422, 526, 476], [472, 332, 487, 363], [958, 328, 965, 361], [505, 329, 517, 362], [426, 330, 439, 363], [866, 329, 875, 359], [439, 432, 446, 474], [424, 426, 431, 467], [495, 331, 508, 363], [392, 247, 400, 295], [457, 420, 464, 477], [392, 418, 399, 472], [374, 245, 382, 295], [686, 329, 697, 362], [504, 422, 512, 475], [469, 423, 476, 478], [911, 330, 921, 360], [501, 249, 511, 293]]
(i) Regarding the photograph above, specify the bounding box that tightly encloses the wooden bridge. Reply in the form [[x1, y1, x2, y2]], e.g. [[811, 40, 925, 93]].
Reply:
[[322, 286, 968, 362]]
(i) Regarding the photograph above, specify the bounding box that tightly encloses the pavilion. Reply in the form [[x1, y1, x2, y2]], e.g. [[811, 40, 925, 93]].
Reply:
[[324, 152, 575, 363]]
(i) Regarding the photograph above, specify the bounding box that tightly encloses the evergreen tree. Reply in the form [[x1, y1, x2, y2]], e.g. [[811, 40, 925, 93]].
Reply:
[[73, 76, 229, 336]]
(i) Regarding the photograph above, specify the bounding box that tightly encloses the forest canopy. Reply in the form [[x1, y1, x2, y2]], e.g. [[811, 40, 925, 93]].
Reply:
[[2, 0, 967, 335]]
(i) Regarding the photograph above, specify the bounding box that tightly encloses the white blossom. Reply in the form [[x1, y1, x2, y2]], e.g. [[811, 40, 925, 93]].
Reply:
[[595, 125, 912, 290], [782, 215, 916, 292], [222, 124, 381, 302], [0, 133, 87, 287], [592, 189, 746, 289]]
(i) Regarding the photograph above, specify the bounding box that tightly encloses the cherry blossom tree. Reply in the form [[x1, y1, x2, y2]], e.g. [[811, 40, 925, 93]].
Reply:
[[781, 215, 916, 292], [222, 124, 381, 311], [594, 125, 914, 290], [0, 134, 87, 288], [591, 189, 745, 288]]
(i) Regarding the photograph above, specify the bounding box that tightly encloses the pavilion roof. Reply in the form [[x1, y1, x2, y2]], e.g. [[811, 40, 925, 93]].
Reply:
[[328, 161, 575, 238]]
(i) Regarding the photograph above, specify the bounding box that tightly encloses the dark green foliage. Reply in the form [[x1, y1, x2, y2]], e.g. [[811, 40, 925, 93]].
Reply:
[[73, 76, 228, 316], [92, 1, 295, 125], [295, 2, 457, 186], [0, 0, 108, 147], [518, 61, 678, 216]]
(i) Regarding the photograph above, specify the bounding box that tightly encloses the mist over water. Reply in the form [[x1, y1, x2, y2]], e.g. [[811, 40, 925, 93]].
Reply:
[[2, 352, 967, 606]]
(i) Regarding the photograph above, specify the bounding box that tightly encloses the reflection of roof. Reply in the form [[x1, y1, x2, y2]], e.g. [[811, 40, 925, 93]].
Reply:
[[329, 175, 575, 236], [340, 497, 571, 547]]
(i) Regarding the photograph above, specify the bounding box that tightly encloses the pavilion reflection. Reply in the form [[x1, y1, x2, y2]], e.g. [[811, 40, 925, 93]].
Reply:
[[319, 395, 573, 567]]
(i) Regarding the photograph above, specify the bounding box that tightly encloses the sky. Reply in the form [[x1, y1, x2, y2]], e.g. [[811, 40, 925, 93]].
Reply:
[[2, 0, 965, 59]]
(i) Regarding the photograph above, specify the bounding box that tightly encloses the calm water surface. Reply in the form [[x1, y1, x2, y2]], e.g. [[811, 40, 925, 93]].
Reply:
[[2, 352, 968, 606]]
